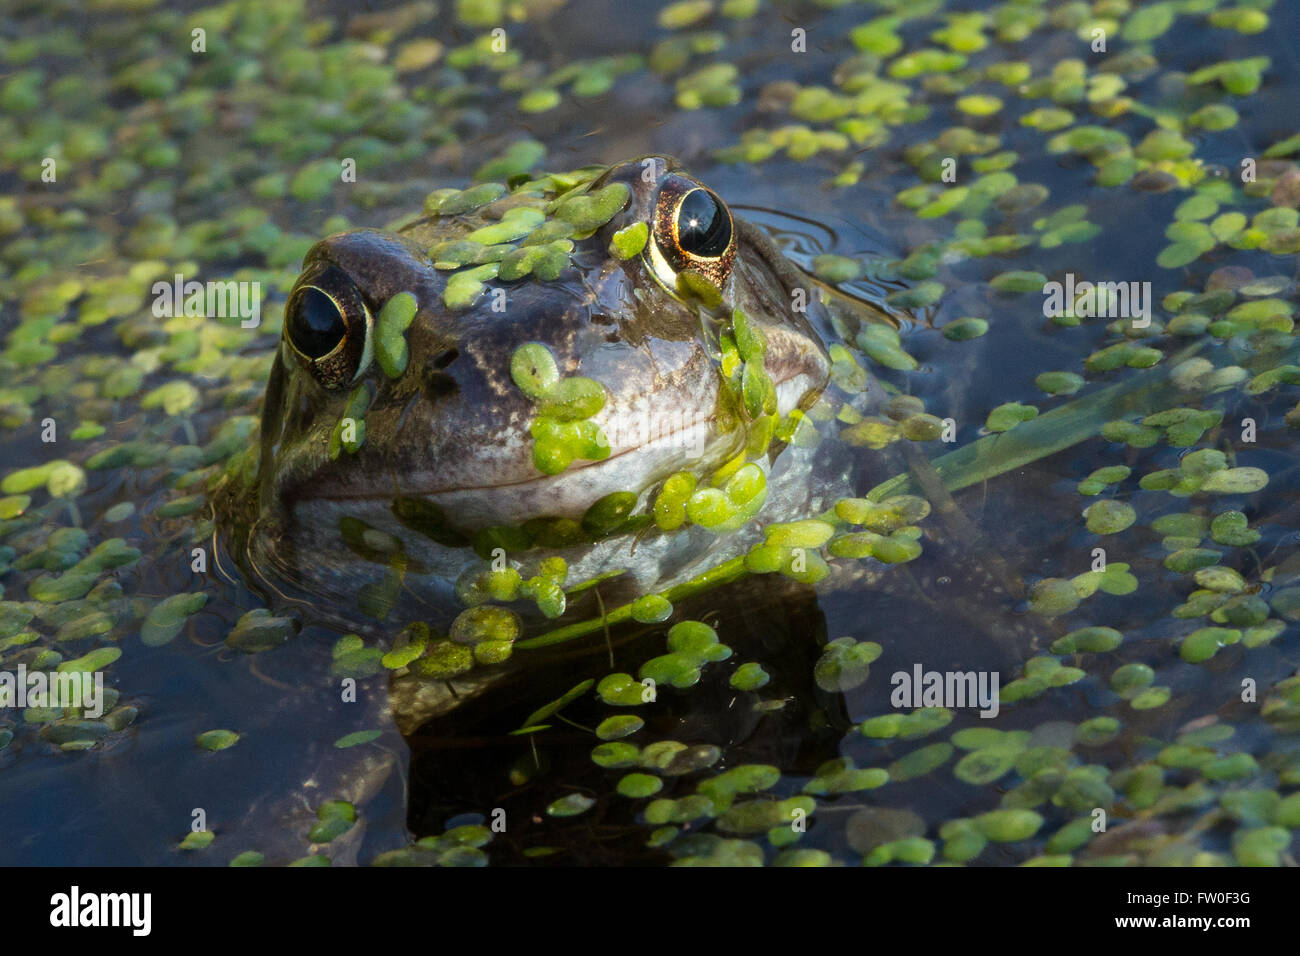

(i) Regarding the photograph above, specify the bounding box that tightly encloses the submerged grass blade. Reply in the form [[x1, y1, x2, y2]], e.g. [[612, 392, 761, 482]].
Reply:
[[868, 343, 1213, 501]]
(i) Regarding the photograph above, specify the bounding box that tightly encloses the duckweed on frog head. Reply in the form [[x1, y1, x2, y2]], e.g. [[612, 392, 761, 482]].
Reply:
[[227, 157, 850, 625]]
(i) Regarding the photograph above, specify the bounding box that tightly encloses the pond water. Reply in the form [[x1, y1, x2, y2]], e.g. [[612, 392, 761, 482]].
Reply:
[[2, 0, 1299, 866]]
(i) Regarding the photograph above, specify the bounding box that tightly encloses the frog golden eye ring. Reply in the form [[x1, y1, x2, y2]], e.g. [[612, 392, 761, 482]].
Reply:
[[649, 173, 737, 289], [284, 265, 373, 389]]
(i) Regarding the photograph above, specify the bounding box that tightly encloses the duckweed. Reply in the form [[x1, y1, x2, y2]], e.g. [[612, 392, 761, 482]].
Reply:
[[617, 773, 663, 798], [729, 662, 770, 691], [197, 730, 239, 752], [509, 343, 610, 475], [609, 222, 648, 259], [553, 182, 631, 234], [639, 621, 732, 689], [814, 638, 881, 693], [888, 743, 954, 782], [1051, 627, 1123, 655], [989, 271, 1047, 293], [140, 592, 207, 647], [546, 793, 596, 818], [986, 402, 1038, 432], [942, 316, 988, 341], [596, 715, 644, 741], [1084, 499, 1136, 535], [179, 831, 215, 851], [592, 741, 641, 768], [597, 673, 649, 707], [374, 292, 418, 378]]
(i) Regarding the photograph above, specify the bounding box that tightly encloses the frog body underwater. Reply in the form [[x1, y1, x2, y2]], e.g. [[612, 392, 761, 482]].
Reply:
[[230, 156, 902, 638]]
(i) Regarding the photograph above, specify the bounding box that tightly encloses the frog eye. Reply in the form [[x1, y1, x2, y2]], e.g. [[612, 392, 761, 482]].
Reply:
[[675, 188, 732, 258], [648, 174, 737, 292], [288, 288, 346, 358], [284, 267, 373, 389]]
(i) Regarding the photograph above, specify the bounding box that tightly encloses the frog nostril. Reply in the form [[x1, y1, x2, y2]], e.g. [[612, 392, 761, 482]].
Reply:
[[422, 363, 458, 398], [423, 350, 459, 397]]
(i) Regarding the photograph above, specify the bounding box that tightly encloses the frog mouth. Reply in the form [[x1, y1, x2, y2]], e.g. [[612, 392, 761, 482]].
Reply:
[[299, 370, 823, 530], [403, 409, 728, 528]]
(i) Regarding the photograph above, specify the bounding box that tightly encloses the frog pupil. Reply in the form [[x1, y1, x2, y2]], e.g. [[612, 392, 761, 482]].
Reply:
[[676, 189, 730, 258], [290, 288, 346, 359]]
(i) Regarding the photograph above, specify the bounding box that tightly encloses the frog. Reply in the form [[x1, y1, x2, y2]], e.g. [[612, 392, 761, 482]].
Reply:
[[202, 155, 1053, 860], [227, 160, 871, 608], [211, 155, 1036, 741]]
